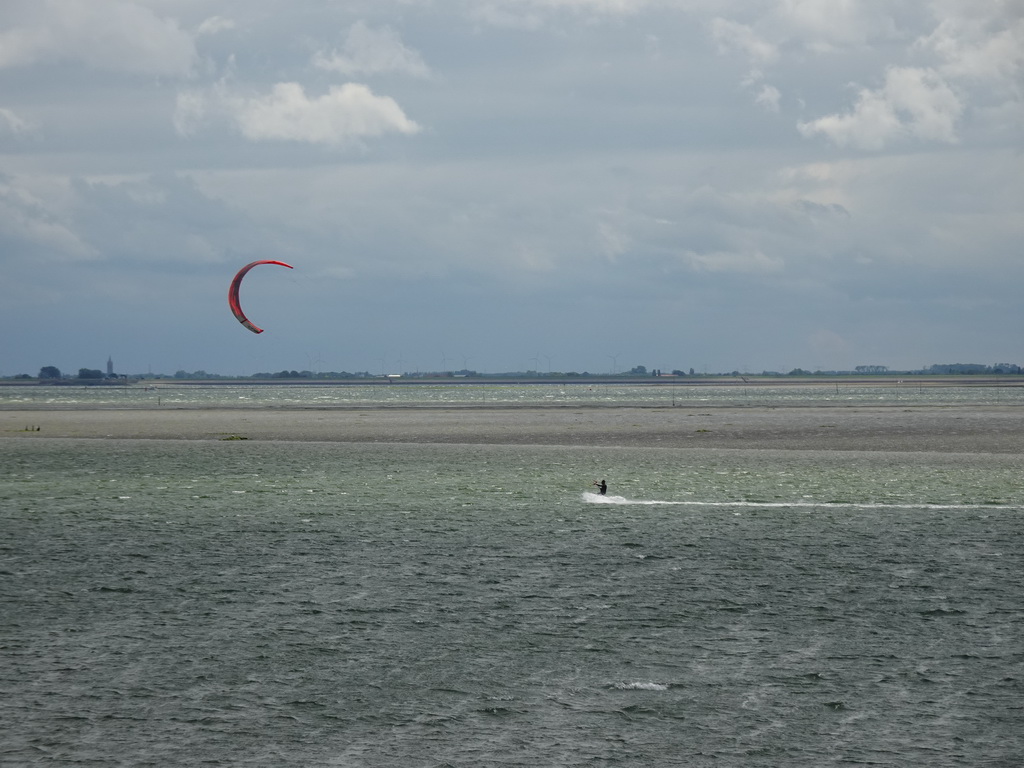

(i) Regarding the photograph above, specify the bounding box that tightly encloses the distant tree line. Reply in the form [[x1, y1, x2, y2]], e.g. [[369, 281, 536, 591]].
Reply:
[[8, 360, 1022, 381], [924, 363, 1021, 375]]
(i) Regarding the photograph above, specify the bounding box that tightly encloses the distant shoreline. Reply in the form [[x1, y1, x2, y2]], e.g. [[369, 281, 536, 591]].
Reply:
[[3, 375, 1022, 388]]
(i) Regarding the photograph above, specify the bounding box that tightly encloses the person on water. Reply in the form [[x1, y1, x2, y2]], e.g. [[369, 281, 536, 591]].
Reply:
[[593, 479, 607, 495]]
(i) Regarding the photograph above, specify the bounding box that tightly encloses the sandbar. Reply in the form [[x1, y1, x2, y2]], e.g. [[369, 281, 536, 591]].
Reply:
[[2, 404, 1022, 453]]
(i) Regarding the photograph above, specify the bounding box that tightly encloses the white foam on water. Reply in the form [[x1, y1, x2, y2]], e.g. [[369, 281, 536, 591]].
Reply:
[[581, 492, 1008, 511], [610, 681, 669, 691], [582, 492, 672, 505]]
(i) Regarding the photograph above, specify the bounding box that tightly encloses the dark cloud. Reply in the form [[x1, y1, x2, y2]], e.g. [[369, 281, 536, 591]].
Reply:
[[1, 1, 1020, 376]]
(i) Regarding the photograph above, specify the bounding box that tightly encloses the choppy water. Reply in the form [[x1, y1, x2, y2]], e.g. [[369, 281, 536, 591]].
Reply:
[[3, 380, 1023, 409], [2, 431, 1022, 766]]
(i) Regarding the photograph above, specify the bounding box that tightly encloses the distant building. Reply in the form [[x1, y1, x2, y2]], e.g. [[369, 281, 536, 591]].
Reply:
[[107, 356, 114, 377]]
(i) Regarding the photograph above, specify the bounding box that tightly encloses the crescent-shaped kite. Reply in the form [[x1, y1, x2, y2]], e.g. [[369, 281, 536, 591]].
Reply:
[[228, 260, 294, 334]]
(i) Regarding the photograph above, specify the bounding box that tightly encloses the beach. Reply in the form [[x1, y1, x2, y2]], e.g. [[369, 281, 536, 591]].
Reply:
[[3, 403, 1022, 453]]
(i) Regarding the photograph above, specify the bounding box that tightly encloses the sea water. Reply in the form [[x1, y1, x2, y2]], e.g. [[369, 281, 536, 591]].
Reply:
[[2, 393, 1023, 766], [2, 380, 1023, 409]]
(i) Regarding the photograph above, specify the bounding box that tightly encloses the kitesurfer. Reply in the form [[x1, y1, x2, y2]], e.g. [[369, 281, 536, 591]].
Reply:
[[593, 479, 607, 495]]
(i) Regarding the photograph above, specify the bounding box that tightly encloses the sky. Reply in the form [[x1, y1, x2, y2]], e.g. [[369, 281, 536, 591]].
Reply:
[[1, 0, 1021, 377]]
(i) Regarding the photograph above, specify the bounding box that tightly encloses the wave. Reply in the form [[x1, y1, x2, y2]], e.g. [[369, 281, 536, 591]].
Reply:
[[581, 492, 1009, 511], [609, 681, 669, 691]]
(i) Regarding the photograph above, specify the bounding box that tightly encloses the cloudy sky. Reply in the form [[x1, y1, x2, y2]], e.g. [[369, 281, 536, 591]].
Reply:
[[2, 0, 1021, 376]]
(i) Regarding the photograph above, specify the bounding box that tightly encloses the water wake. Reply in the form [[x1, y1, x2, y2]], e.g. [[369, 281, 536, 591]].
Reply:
[[581, 492, 1009, 511]]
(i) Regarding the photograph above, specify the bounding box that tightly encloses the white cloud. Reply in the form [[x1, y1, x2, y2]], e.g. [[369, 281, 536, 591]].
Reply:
[[230, 82, 420, 145], [175, 70, 421, 146], [710, 18, 778, 65], [682, 249, 784, 274], [0, 0, 197, 76], [313, 21, 429, 78], [775, 0, 898, 53], [710, 16, 783, 111], [597, 217, 629, 262], [546, 0, 643, 10], [919, 8, 1024, 86], [173, 87, 209, 138], [0, 107, 34, 136], [798, 66, 962, 150], [482, 0, 650, 15], [755, 84, 782, 112], [705, 3, 1020, 148], [468, 4, 543, 30], [197, 16, 236, 37], [467, 0, 671, 28]]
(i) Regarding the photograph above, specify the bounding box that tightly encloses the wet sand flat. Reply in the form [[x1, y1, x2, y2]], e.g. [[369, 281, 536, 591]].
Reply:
[[2, 404, 1022, 453]]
